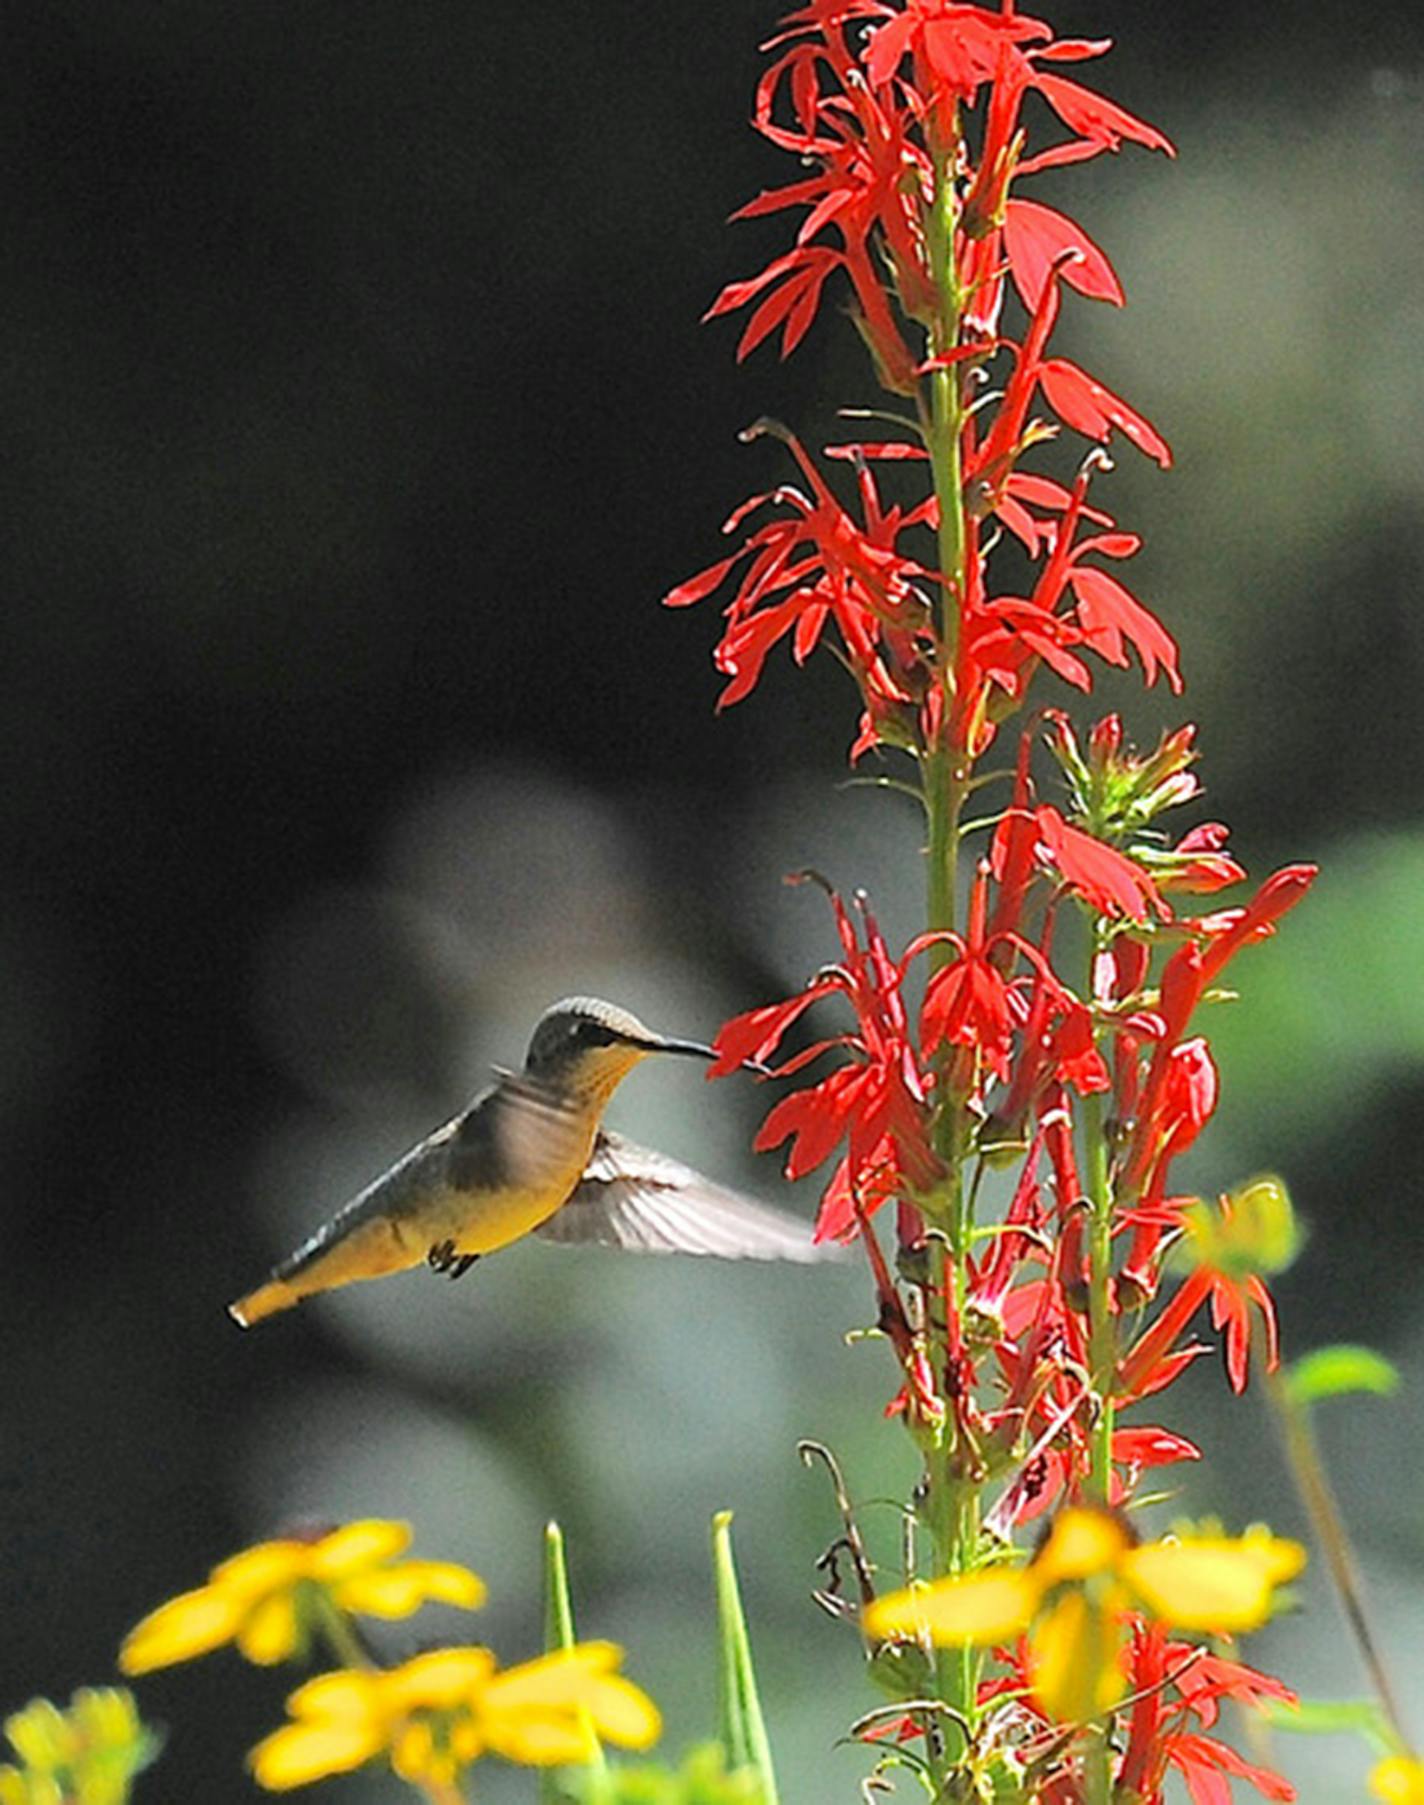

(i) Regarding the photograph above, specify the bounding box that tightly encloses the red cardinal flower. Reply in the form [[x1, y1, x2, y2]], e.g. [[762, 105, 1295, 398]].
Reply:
[[711, 880, 937, 1239], [665, 428, 932, 709], [1034, 804, 1168, 923]]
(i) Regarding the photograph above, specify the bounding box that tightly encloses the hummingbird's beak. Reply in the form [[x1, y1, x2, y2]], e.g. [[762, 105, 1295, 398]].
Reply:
[[642, 1034, 771, 1078], [644, 1034, 719, 1061]]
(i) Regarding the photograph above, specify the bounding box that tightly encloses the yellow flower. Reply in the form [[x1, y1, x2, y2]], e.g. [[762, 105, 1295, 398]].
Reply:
[[1373, 1757, 1424, 1804], [119, 1520, 486, 1674], [249, 1642, 661, 1792], [0, 1688, 158, 1805], [864, 1507, 1304, 1723]]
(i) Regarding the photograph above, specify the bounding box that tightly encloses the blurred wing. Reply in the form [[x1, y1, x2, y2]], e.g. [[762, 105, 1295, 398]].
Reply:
[[535, 1131, 839, 1263]]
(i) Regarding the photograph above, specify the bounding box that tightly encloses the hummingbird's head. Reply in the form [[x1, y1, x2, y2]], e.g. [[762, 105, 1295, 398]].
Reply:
[[522, 997, 715, 1103]]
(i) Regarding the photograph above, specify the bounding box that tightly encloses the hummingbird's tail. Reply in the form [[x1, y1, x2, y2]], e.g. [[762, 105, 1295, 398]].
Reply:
[[227, 1276, 299, 1328], [228, 1205, 424, 1329]]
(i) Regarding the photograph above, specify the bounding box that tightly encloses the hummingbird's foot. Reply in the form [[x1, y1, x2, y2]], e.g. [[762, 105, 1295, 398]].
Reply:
[[427, 1239, 480, 1280]]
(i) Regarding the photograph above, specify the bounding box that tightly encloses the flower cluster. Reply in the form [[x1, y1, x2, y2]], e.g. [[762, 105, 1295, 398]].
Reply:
[[674, 1, 1328, 1798], [118, 1519, 659, 1797], [250, 1644, 658, 1792], [666, 0, 1182, 762], [0, 1690, 158, 1805]]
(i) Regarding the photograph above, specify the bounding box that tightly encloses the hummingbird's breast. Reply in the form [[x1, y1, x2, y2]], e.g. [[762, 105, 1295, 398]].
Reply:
[[420, 1073, 600, 1257]]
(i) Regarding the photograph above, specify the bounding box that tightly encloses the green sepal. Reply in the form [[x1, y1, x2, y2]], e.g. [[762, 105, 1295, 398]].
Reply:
[[711, 1513, 779, 1805], [542, 1521, 612, 1805]]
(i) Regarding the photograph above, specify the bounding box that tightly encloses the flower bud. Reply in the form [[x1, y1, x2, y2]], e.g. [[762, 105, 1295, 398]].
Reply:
[[1185, 1175, 1300, 1278]]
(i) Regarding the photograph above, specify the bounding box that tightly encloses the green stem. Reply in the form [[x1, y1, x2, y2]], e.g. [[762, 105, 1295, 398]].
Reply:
[[1081, 986, 1118, 1805], [1266, 1370, 1416, 1758], [417, 1781, 467, 1805], [1083, 1084, 1115, 1504], [307, 1596, 471, 1802], [915, 119, 983, 1796], [307, 1588, 375, 1671]]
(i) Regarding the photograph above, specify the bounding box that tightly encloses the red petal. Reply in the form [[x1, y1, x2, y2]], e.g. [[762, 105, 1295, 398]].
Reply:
[[1069, 566, 1182, 692], [1004, 198, 1125, 313], [709, 987, 829, 1075], [1112, 1426, 1200, 1468], [1035, 805, 1166, 923], [664, 553, 739, 610], [1032, 71, 1175, 156], [1039, 358, 1173, 466]]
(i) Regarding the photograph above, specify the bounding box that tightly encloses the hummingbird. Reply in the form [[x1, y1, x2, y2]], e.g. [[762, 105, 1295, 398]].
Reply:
[[229, 996, 835, 1327]]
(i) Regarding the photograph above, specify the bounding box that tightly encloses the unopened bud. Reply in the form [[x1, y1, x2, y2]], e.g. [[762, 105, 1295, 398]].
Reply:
[[1088, 713, 1123, 767], [1186, 1175, 1300, 1277]]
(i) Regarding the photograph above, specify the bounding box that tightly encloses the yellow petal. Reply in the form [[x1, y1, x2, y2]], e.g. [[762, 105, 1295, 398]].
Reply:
[[285, 1671, 383, 1723], [1371, 1757, 1424, 1804], [334, 1561, 487, 1619], [4, 1699, 71, 1771], [249, 1719, 385, 1791], [1032, 1508, 1131, 1587], [389, 1721, 437, 1785], [576, 1674, 662, 1750], [477, 1645, 660, 1758], [0, 1765, 28, 1805], [210, 1542, 310, 1599], [1029, 1591, 1127, 1724], [1237, 1526, 1308, 1587], [476, 1644, 621, 1710], [382, 1649, 497, 1713], [237, 1594, 301, 1667], [119, 1587, 244, 1674], [479, 1708, 596, 1768], [1122, 1534, 1304, 1633], [307, 1521, 411, 1581], [864, 1572, 1036, 1646]]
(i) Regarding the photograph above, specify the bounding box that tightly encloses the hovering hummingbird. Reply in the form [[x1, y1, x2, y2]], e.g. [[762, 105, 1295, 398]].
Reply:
[[229, 996, 835, 1327]]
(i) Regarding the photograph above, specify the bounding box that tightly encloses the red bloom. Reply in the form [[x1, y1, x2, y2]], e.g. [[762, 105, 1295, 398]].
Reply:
[[665, 429, 932, 708], [1119, 1622, 1296, 1805], [711, 881, 937, 1239], [918, 864, 1069, 1088], [1117, 1224, 1280, 1401], [1034, 804, 1168, 923]]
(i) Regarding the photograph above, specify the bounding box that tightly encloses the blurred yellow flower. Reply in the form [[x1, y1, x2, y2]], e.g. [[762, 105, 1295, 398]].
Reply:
[[864, 1507, 1304, 1723], [119, 1519, 486, 1674], [249, 1642, 661, 1792], [1373, 1757, 1424, 1804], [0, 1688, 158, 1805]]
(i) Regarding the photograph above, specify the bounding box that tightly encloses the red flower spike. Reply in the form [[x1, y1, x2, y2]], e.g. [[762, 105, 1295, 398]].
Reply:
[[684, 10, 1303, 1789]]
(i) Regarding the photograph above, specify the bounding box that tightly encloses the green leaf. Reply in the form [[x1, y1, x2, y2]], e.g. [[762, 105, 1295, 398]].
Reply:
[[1265, 1697, 1395, 1753], [711, 1513, 779, 1805], [1285, 1345, 1400, 1408], [542, 1522, 612, 1805]]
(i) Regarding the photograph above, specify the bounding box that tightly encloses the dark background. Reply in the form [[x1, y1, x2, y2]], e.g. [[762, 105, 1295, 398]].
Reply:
[[2, 3, 1423, 1799]]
